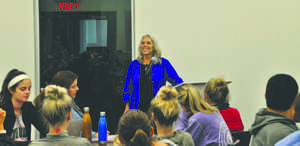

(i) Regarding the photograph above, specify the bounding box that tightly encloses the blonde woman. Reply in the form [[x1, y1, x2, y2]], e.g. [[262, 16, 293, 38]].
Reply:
[[30, 85, 91, 146], [123, 34, 183, 113], [175, 84, 232, 146], [204, 78, 244, 132], [151, 86, 194, 146]]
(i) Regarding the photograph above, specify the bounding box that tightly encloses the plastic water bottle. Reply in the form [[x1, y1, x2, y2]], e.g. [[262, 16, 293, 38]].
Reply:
[[81, 107, 92, 141], [98, 111, 107, 145]]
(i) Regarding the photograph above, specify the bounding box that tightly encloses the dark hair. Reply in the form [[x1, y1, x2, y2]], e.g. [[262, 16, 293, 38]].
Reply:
[[118, 110, 152, 146], [33, 70, 78, 110], [50, 71, 78, 89], [0, 69, 27, 105], [266, 74, 298, 111]]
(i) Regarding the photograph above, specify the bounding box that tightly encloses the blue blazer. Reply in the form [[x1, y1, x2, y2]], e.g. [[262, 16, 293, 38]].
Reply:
[[123, 57, 183, 109]]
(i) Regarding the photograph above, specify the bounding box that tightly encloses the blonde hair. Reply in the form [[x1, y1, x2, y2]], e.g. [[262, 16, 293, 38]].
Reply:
[[177, 84, 217, 114], [151, 86, 180, 126], [137, 34, 162, 64], [118, 110, 152, 146], [204, 78, 229, 104], [41, 85, 72, 126]]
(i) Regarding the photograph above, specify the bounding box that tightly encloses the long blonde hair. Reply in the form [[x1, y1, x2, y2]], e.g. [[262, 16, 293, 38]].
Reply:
[[177, 84, 217, 114], [137, 34, 162, 64], [41, 85, 72, 126], [151, 86, 181, 126]]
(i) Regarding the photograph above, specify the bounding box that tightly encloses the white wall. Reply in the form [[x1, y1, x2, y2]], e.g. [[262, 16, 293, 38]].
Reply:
[[134, 0, 300, 130], [0, 0, 37, 100], [2, 0, 300, 132]]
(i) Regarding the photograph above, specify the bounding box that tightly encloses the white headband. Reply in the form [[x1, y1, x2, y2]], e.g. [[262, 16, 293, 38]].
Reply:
[[8, 74, 30, 89]]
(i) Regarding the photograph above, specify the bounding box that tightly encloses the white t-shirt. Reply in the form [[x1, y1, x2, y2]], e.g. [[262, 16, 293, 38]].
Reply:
[[11, 114, 27, 142]]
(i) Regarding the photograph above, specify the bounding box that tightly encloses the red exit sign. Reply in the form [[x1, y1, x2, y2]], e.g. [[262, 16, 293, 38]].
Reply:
[[60, 2, 80, 10]]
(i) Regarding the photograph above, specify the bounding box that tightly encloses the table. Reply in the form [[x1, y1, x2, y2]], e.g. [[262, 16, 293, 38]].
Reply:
[[91, 141, 114, 146], [91, 135, 120, 146]]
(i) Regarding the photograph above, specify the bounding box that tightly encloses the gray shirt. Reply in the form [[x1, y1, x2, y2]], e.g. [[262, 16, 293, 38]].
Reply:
[[29, 130, 91, 146]]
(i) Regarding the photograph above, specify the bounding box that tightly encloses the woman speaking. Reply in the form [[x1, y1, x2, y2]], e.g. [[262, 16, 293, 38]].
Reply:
[[123, 34, 183, 113]]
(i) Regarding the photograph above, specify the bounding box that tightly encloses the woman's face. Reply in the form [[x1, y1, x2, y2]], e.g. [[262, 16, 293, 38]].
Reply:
[[10, 79, 31, 103], [140, 36, 154, 56], [68, 79, 79, 98]]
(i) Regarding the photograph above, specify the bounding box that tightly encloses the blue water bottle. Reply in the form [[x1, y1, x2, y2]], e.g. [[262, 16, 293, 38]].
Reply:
[[98, 111, 107, 145]]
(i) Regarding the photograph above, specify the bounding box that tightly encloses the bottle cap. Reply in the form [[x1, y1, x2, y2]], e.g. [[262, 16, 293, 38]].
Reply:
[[100, 111, 105, 116], [84, 107, 89, 112]]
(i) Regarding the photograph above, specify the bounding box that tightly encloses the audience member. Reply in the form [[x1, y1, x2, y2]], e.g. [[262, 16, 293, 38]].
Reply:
[[150, 86, 194, 146], [0, 69, 48, 145], [275, 94, 300, 146], [34, 71, 81, 120], [204, 77, 244, 132], [118, 109, 169, 146], [175, 84, 232, 146], [293, 93, 300, 122], [0, 108, 15, 146], [249, 74, 299, 146], [29, 85, 91, 146]]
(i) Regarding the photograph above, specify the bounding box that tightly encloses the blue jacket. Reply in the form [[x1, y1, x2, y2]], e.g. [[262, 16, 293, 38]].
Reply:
[[123, 57, 183, 109]]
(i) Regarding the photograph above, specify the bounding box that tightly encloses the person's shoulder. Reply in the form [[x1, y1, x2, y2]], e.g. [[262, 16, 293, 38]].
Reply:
[[223, 107, 241, 114], [131, 59, 139, 63], [275, 130, 300, 146], [174, 130, 193, 139], [257, 122, 297, 142], [128, 59, 140, 66], [160, 57, 169, 63], [67, 135, 91, 143], [22, 101, 34, 109]]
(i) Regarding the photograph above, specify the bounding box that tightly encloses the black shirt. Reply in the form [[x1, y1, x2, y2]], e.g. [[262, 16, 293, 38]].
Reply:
[[139, 64, 153, 113]]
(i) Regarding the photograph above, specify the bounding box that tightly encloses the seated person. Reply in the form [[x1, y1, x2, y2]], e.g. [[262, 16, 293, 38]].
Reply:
[[204, 77, 244, 132], [275, 93, 300, 146], [294, 93, 300, 122], [150, 86, 194, 146], [0, 108, 15, 146], [34, 71, 100, 137], [175, 84, 232, 146], [0, 69, 48, 145], [29, 85, 91, 146], [249, 74, 299, 146], [118, 109, 169, 146]]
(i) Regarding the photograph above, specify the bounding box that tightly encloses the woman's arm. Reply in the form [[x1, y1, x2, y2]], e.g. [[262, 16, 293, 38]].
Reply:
[[163, 58, 183, 86], [123, 62, 135, 110]]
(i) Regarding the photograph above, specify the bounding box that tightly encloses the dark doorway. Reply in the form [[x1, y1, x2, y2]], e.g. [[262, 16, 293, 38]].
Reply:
[[39, 1, 132, 134]]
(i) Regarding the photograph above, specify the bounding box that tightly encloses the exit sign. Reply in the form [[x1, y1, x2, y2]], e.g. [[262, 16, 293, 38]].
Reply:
[[59, 2, 80, 10]]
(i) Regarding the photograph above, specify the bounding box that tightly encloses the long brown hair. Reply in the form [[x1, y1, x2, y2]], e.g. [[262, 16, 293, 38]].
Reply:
[[118, 110, 152, 146]]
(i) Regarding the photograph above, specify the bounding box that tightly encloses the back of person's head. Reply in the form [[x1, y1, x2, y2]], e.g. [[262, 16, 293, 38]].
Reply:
[[204, 78, 229, 104], [118, 109, 152, 146], [0, 69, 28, 105], [266, 74, 298, 111], [50, 71, 78, 89], [150, 86, 180, 126], [177, 84, 217, 114], [41, 85, 72, 126], [293, 93, 300, 122]]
